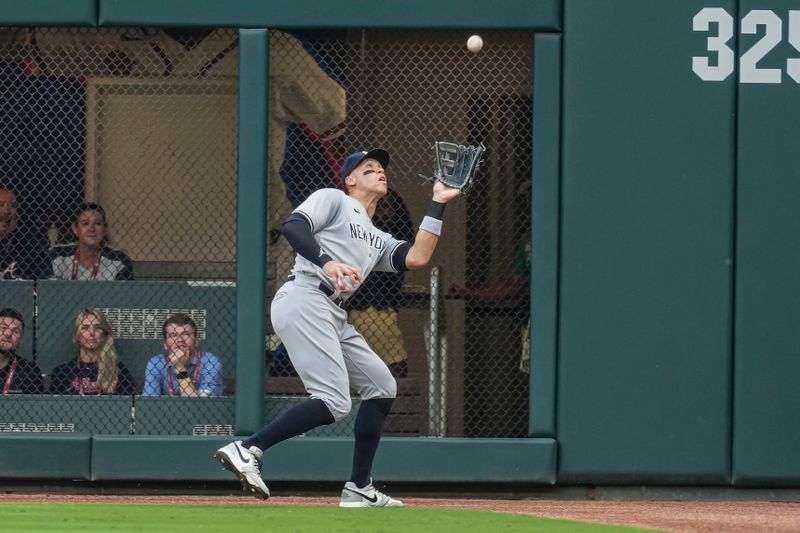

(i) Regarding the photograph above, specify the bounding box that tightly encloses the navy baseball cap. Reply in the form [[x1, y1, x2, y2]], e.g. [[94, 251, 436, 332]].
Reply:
[[341, 149, 390, 180], [0, 307, 24, 330]]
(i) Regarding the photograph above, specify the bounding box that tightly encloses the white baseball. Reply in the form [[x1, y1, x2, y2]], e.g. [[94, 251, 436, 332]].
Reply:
[[467, 35, 483, 53]]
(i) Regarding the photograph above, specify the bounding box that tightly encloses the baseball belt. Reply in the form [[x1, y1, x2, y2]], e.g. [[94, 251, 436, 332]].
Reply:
[[287, 274, 344, 307]]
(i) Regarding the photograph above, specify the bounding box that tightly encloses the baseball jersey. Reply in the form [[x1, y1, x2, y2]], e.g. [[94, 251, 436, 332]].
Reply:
[[45, 243, 134, 281], [0, 236, 24, 280], [0, 233, 44, 280], [49, 359, 135, 395], [291, 188, 407, 301], [348, 188, 415, 311]]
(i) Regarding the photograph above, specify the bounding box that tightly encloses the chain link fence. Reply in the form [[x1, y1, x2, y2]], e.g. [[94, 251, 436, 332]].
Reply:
[[0, 27, 532, 438], [0, 27, 239, 435]]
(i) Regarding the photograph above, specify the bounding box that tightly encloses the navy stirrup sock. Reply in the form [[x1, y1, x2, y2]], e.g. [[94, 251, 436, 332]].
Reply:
[[350, 397, 394, 488], [243, 398, 334, 451]]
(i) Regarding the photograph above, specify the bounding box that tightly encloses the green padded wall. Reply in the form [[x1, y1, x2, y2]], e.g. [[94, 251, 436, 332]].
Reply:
[[0, 280, 34, 361], [91, 436, 556, 482], [98, 0, 561, 29], [0, 434, 91, 479], [733, 0, 800, 486], [558, 0, 735, 482], [0, 0, 96, 25], [36, 280, 236, 383]]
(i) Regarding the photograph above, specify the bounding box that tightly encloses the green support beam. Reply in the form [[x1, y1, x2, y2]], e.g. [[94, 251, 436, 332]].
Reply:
[[234, 28, 269, 435], [98, 0, 561, 29], [529, 33, 561, 438], [0, 434, 91, 479]]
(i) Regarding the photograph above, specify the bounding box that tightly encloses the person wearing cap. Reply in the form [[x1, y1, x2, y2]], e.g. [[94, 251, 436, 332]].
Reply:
[[215, 148, 461, 507], [0, 307, 44, 394]]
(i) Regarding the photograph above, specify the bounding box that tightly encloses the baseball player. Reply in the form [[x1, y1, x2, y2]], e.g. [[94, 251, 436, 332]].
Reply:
[[216, 148, 460, 506]]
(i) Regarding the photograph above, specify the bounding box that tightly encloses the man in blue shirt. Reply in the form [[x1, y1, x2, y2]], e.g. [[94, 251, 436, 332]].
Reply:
[[142, 313, 224, 397]]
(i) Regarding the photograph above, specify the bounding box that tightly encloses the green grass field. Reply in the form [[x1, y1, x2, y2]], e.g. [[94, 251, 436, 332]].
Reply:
[[0, 503, 656, 532]]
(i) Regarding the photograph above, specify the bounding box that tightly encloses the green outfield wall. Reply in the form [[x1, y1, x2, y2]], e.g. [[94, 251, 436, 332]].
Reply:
[[1, 0, 799, 487], [733, 0, 800, 487], [558, 0, 736, 484]]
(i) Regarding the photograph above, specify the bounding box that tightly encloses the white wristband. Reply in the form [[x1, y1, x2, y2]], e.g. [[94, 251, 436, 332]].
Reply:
[[419, 216, 443, 236]]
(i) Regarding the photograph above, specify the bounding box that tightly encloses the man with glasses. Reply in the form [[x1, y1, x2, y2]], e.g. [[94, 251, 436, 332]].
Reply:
[[0, 307, 43, 394], [141, 313, 224, 397]]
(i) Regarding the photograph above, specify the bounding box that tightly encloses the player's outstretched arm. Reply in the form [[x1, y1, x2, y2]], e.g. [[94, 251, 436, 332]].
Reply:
[[405, 182, 460, 271]]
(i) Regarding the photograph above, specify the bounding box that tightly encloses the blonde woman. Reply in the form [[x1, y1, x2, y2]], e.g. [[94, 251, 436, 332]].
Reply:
[[49, 309, 134, 395]]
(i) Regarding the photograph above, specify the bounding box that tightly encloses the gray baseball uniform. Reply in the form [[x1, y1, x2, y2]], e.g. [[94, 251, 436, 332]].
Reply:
[[270, 188, 407, 420]]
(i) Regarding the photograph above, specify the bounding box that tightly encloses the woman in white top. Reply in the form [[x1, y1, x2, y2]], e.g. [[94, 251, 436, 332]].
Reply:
[[43, 202, 134, 281]]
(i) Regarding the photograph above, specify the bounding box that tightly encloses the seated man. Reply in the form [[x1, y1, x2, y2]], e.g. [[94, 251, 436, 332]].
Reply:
[[0, 307, 43, 394], [142, 313, 224, 397]]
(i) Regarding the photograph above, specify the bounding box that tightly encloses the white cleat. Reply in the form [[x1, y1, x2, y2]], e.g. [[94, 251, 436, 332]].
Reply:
[[214, 441, 270, 501], [339, 481, 404, 508]]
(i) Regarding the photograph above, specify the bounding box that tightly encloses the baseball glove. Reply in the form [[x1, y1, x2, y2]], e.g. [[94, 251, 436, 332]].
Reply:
[[419, 141, 485, 194]]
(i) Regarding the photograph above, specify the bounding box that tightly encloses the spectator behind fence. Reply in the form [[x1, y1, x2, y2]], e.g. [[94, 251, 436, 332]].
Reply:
[[346, 188, 415, 378], [447, 179, 532, 373], [0, 187, 21, 279], [0, 186, 41, 280], [49, 309, 135, 395], [0, 307, 43, 394], [43, 202, 134, 281], [142, 313, 224, 397]]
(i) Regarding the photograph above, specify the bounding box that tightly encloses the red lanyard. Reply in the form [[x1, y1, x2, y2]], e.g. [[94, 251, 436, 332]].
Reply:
[[71, 247, 102, 280], [2, 357, 18, 395], [165, 351, 202, 397]]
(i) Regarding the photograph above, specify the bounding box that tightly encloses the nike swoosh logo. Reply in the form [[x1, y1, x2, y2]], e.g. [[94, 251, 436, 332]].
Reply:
[[354, 208, 361, 214], [347, 488, 377, 503], [235, 445, 251, 464]]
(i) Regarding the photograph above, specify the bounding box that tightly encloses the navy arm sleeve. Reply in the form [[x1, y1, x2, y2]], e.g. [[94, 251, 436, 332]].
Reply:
[[281, 213, 333, 268], [391, 242, 412, 272]]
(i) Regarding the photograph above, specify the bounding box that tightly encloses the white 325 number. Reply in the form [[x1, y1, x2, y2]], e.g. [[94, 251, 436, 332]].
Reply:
[[693, 8, 800, 83]]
